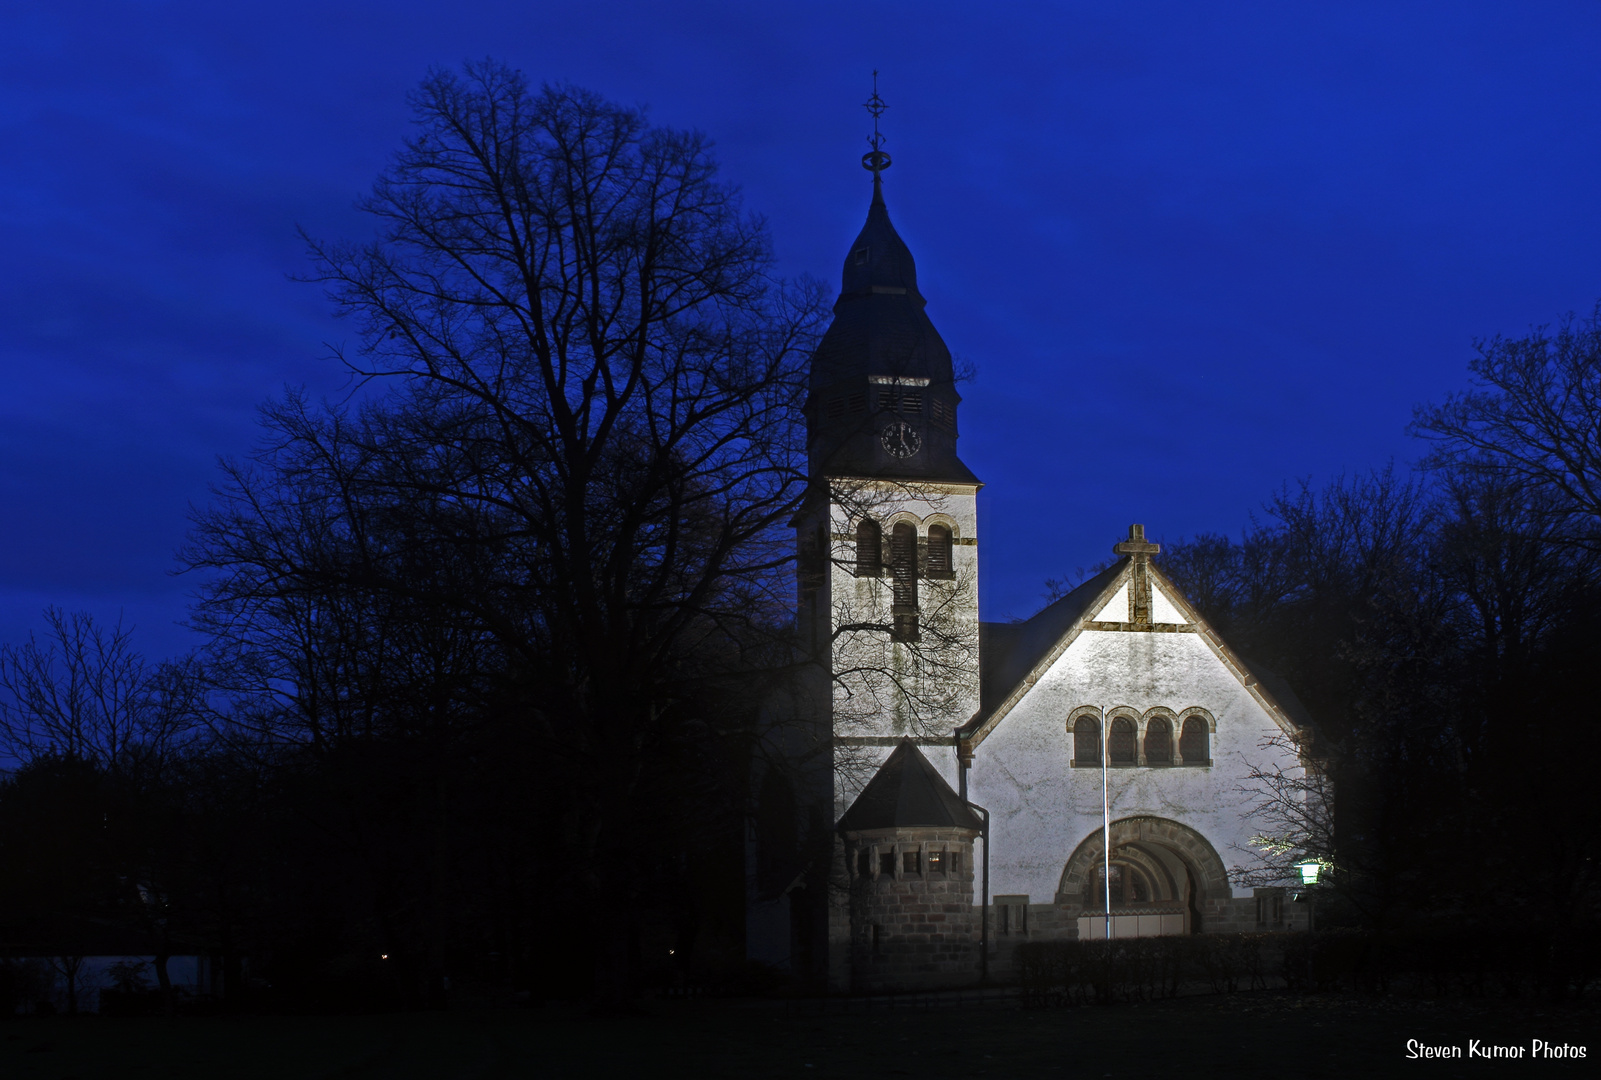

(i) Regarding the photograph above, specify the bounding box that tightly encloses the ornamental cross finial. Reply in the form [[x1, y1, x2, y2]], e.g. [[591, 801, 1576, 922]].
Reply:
[[862, 70, 892, 175], [1112, 524, 1162, 625]]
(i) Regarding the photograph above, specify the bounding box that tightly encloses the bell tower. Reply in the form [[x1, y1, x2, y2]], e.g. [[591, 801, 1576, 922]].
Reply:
[[765, 78, 985, 994], [794, 77, 982, 819]]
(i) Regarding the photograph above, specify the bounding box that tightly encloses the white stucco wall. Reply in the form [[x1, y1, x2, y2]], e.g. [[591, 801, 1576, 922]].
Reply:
[[815, 498, 1309, 917], [966, 589, 1304, 905]]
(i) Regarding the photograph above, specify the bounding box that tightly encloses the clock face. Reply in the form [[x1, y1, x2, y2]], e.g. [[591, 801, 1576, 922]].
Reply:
[[881, 420, 922, 459]]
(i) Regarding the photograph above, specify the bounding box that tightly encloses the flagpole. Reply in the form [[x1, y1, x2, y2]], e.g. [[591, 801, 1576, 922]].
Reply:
[[1102, 706, 1111, 940]]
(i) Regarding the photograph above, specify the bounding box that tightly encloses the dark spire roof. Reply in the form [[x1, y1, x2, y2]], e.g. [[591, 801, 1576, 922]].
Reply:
[[809, 179, 950, 393], [838, 175, 923, 304], [805, 177, 978, 484], [837, 738, 982, 833]]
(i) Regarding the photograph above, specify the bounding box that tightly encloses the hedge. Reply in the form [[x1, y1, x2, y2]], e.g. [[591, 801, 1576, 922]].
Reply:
[[1015, 927, 1600, 1007]]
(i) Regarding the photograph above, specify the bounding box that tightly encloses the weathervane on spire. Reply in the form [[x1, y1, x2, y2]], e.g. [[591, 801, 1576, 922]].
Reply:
[[862, 70, 892, 176]]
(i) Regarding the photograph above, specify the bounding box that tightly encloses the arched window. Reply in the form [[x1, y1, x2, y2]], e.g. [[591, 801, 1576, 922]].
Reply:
[[890, 522, 918, 641], [855, 519, 881, 577], [1180, 717, 1210, 764], [1144, 716, 1173, 764], [1108, 718, 1136, 765], [1073, 716, 1100, 766], [927, 524, 953, 578]]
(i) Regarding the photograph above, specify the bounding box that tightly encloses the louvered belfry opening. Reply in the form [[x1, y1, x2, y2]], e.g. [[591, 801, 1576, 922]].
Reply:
[[1145, 717, 1173, 764], [926, 523, 952, 578], [1108, 718, 1136, 764], [1180, 717, 1209, 764], [1073, 716, 1101, 765], [890, 521, 918, 641], [856, 518, 882, 577]]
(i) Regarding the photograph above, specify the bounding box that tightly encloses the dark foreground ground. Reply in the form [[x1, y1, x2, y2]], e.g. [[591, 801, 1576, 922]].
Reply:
[[2, 991, 1595, 1079]]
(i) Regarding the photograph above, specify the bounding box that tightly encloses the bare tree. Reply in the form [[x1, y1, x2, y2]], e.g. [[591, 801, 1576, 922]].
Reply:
[[184, 62, 827, 1000], [1412, 304, 1601, 547], [44, 955, 86, 1015], [1433, 470, 1597, 687], [1230, 734, 1336, 891], [0, 608, 201, 779]]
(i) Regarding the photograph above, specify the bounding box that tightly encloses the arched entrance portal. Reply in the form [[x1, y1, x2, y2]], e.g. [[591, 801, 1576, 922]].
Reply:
[[1057, 816, 1231, 938]]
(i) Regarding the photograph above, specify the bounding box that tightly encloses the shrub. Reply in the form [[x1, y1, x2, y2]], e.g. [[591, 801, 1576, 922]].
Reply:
[[0, 959, 52, 1016], [1017, 934, 1277, 1007], [1020, 926, 1599, 1007]]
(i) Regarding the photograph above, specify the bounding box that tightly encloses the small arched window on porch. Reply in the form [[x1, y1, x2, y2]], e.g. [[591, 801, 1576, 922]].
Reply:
[[855, 519, 882, 577], [1144, 716, 1173, 764], [1108, 718, 1136, 765], [1072, 716, 1100, 766], [1180, 717, 1210, 764], [890, 522, 919, 642], [926, 524, 953, 579]]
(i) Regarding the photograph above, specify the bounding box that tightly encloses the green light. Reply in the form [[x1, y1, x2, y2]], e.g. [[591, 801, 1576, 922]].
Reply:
[[1295, 859, 1321, 886]]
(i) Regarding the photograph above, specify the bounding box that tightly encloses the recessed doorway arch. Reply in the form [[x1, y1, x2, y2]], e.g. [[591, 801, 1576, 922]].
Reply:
[[1057, 816, 1231, 937]]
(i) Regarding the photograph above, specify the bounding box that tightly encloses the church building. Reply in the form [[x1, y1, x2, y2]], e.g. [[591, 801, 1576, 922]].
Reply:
[[748, 110, 1317, 993]]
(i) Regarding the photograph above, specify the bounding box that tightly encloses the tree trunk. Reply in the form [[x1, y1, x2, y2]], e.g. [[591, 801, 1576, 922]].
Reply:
[[154, 953, 174, 1016], [57, 956, 82, 1015]]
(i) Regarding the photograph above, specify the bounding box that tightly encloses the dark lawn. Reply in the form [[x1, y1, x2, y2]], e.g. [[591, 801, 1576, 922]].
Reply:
[[1, 992, 1594, 1079]]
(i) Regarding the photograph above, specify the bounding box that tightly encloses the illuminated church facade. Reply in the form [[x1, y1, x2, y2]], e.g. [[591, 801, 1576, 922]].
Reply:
[[748, 133, 1316, 993]]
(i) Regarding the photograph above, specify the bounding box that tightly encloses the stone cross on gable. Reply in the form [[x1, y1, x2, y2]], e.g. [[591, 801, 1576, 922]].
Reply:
[[1113, 523, 1161, 625]]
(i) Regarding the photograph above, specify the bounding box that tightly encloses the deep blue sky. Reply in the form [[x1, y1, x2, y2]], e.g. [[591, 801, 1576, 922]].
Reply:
[[4, 2, 1600, 658]]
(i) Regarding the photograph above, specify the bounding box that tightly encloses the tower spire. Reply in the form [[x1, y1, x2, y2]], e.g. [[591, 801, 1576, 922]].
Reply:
[[862, 70, 891, 194], [804, 74, 976, 485]]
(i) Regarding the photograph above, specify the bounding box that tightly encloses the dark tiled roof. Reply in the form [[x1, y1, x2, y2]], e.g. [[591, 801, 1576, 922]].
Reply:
[[1246, 661, 1317, 734], [837, 738, 982, 833], [809, 292, 952, 391], [978, 561, 1127, 714], [819, 448, 982, 487]]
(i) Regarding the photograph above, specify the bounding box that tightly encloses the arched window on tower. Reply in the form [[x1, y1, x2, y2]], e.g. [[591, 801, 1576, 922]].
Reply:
[[1072, 716, 1100, 766], [855, 519, 882, 577], [1144, 716, 1173, 764], [890, 522, 918, 641], [1108, 717, 1136, 765], [1180, 717, 1210, 765], [927, 524, 953, 579]]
